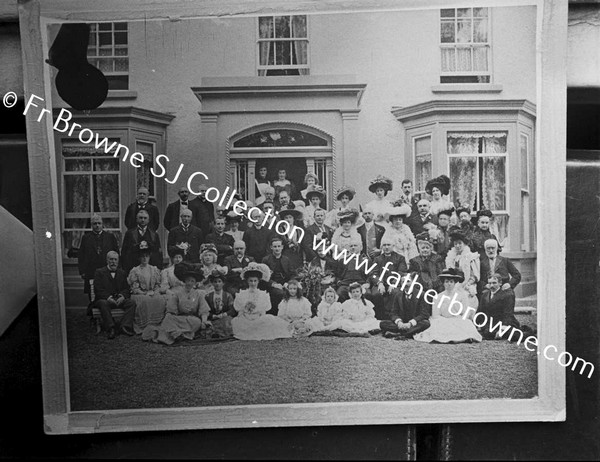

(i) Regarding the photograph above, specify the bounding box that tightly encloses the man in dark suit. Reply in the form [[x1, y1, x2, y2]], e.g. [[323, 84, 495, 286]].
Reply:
[[433, 208, 453, 259], [477, 239, 521, 297], [478, 273, 520, 339], [124, 187, 160, 231], [163, 186, 195, 231], [205, 216, 235, 265], [409, 232, 445, 293], [121, 210, 163, 273], [379, 273, 431, 339], [336, 239, 375, 303], [78, 214, 119, 300], [167, 208, 204, 263], [243, 210, 274, 262], [304, 208, 333, 261], [223, 240, 255, 296], [408, 199, 434, 236], [399, 179, 421, 222], [370, 237, 408, 319], [356, 204, 386, 259], [189, 184, 214, 237], [262, 236, 292, 314], [92, 251, 136, 339]]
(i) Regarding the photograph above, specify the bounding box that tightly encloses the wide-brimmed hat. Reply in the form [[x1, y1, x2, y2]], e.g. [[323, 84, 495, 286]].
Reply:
[[173, 262, 204, 282], [208, 267, 228, 281], [134, 240, 153, 256], [241, 262, 271, 282], [305, 185, 326, 201], [200, 243, 218, 256], [167, 245, 185, 259], [426, 175, 451, 196], [437, 206, 455, 218], [337, 208, 359, 224], [278, 207, 303, 221], [386, 203, 412, 219], [368, 175, 393, 194], [439, 268, 465, 283], [449, 229, 469, 244], [336, 186, 356, 201]]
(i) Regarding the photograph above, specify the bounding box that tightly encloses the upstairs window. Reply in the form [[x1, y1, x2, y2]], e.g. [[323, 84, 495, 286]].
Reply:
[[258, 15, 309, 76], [87, 22, 129, 90], [440, 7, 490, 83]]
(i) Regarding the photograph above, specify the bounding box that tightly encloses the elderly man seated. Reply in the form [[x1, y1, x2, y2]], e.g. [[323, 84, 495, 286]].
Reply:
[[477, 273, 520, 340], [477, 239, 521, 298]]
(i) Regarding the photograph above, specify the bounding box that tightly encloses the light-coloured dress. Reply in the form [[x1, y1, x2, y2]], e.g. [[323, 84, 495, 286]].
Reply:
[[307, 300, 344, 331], [445, 246, 480, 310], [382, 225, 418, 262], [128, 265, 166, 334], [142, 286, 210, 344], [329, 298, 380, 333], [414, 289, 482, 344], [365, 198, 393, 230], [231, 289, 293, 340], [159, 265, 184, 297], [278, 297, 314, 337]]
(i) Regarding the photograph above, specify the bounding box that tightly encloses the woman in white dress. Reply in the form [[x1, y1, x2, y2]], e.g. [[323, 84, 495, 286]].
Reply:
[[142, 263, 210, 345], [414, 268, 482, 344], [445, 229, 480, 310], [329, 282, 381, 334], [277, 280, 314, 337], [231, 262, 293, 341], [331, 208, 362, 253], [324, 186, 364, 230], [426, 175, 453, 221], [159, 246, 185, 299], [364, 175, 394, 230], [127, 242, 166, 334], [382, 203, 419, 262]]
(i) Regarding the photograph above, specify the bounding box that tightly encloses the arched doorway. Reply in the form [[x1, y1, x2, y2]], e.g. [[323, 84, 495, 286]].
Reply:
[[229, 125, 334, 206]]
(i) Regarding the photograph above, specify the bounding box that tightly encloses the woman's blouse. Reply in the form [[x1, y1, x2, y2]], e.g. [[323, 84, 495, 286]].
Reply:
[[278, 297, 312, 323], [167, 286, 210, 317], [445, 246, 481, 291], [233, 288, 272, 320], [159, 265, 184, 294], [340, 298, 376, 322], [128, 265, 161, 294], [382, 225, 418, 261]]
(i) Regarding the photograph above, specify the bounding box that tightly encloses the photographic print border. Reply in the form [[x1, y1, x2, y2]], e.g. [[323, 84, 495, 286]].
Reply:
[[20, 0, 567, 434]]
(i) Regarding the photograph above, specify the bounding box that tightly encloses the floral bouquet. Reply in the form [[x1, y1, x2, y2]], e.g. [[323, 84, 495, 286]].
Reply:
[[296, 262, 336, 306], [176, 241, 190, 255]]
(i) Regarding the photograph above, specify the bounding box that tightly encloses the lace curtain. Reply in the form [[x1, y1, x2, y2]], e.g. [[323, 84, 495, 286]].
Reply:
[[258, 16, 308, 76]]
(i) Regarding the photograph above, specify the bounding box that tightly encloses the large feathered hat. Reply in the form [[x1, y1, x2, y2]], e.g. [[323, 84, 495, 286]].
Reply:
[[386, 203, 412, 219], [439, 268, 465, 283], [173, 262, 204, 282], [368, 175, 393, 194], [337, 208, 359, 224], [241, 262, 271, 282], [336, 185, 356, 201], [278, 207, 304, 221], [426, 175, 451, 196], [305, 184, 326, 201]]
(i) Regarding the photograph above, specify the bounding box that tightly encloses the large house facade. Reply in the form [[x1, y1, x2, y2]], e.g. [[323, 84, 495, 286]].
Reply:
[[49, 5, 538, 302]]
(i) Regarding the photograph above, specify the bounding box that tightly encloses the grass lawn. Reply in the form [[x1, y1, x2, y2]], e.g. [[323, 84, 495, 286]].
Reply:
[[66, 309, 538, 411]]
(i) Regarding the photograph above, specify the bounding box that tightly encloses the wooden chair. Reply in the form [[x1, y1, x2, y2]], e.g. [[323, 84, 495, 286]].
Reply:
[[89, 280, 126, 334]]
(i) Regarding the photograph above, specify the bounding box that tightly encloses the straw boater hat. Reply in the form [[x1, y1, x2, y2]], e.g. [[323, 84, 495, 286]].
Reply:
[[167, 245, 185, 259], [173, 262, 204, 282], [278, 207, 303, 221], [336, 185, 356, 201], [425, 175, 451, 196], [337, 208, 359, 224], [200, 243, 218, 257], [305, 184, 326, 201], [438, 268, 465, 283], [386, 203, 412, 220], [368, 175, 393, 194], [241, 262, 271, 282]]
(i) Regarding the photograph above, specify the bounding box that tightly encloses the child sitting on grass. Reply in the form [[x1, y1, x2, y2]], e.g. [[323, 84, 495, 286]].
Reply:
[[330, 282, 381, 334], [308, 287, 344, 332], [277, 279, 314, 337]]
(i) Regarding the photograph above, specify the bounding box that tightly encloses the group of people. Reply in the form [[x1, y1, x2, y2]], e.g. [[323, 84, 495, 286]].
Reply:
[[80, 169, 523, 345]]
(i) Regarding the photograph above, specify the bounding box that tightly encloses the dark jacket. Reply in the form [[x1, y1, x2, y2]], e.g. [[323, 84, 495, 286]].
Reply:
[[304, 223, 333, 261], [408, 254, 445, 292], [205, 232, 235, 265], [356, 222, 386, 256], [262, 254, 292, 285], [163, 200, 199, 231], [478, 255, 521, 295], [124, 202, 160, 231], [205, 291, 236, 319], [478, 288, 520, 330], [167, 224, 204, 263], [370, 251, 408, 288], [93, 266, 131, 301], [223, 254, 255, 288], [407, 212, 434, 236], [121, 226, 162, 274], [390, 290, 431, 324], [243, 226, 274, 262], [78, 230, 119, 281], [189, 197, 215, 236]]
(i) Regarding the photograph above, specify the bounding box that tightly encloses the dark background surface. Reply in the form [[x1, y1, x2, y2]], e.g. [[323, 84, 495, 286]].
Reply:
[[0, 85, 598, 462]]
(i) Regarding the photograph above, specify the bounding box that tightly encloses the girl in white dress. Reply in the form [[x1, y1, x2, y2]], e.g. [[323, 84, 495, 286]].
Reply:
[[277, 280, 314, 337], [382, 203, 419, 262], [307, 287, 344, 332], [231, 263, 293, 341], [330, 282, 381, 334], [365, 175, 394, 230], [445, 230, 480, 310], [414, 268, 482, 344]]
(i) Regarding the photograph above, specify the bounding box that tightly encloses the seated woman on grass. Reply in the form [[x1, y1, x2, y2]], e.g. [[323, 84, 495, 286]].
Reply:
[[159, 246, 185, 299], [277, 279, 314, 337], [413, 268, 482, 344], [328, 282, 380, 334], [307, 286, 344, 332], [142, 263, 210, 345], [205, 268, 236, 338], [231, 263, 293, 341]]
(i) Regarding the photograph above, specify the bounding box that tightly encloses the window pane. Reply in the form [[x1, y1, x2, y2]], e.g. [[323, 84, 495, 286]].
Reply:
[[274, 16, 290, 38], [457, 8, 471, 18], [456, 19, 472, 43], [456, 47, 472, 71], [520, 134, 529, 189], [65, 176, 90, 213], [275, 41, 290, 65], [441, 8, 455, 18], [114, 22, 127, 31], [473, 7, 488, 17], [259, 17, 274, 38], [481, 133, 507, 153], [115, 45, 128, 56], [415, 136, 431, 155], [259, 41, 274, 66], [481, 157, 506, 210], [99, 46, 112, 56], [291, 40, 308, 65], [441, 48, 455, 72], [415, 157, 432, 193], [98, 31, 112, 46], [93, 174, 120, 213], [473, 18, 488, 42], [473, 46, 488, 71], [97, 58, 114, 72], [114, 58, 129, 72], [450, 157, 477, 210], [94, 158, 120, 171], [102, 218, 121, 229], [65, 218, 90, 229], [65, 159, 91, 171], [441, 21, 455, 43], [106, 75, 129, 90], [448, 133, 479, 154], [114, 31, 127, 45], [98, 23, 112, 32], [291, 15, 307, 38], [88, 31, 96, 47]]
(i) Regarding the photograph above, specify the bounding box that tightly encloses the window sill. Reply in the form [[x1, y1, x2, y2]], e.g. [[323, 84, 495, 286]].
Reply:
[[431, 84, 503, 94], [106, 90, 138, 100]]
